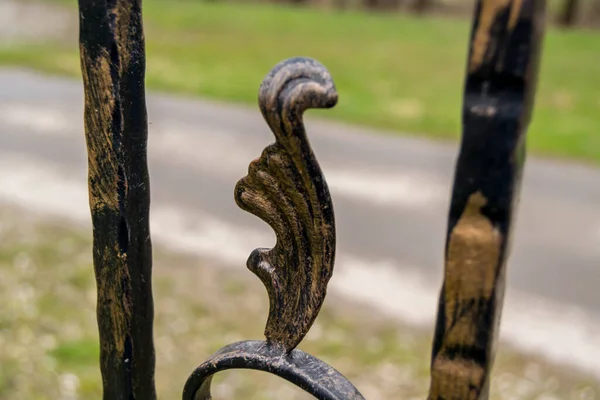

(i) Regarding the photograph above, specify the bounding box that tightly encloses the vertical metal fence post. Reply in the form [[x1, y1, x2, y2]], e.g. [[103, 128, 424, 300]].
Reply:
[[78, 1, 156, 399], [428, 0, 545, 399]]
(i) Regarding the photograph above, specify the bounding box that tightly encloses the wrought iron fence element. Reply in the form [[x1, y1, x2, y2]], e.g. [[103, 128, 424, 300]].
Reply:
[[76, 0, 546, 398], [182, 57, 365, 400], [429, 0, 545, 398], [78, 1, 155, 399]]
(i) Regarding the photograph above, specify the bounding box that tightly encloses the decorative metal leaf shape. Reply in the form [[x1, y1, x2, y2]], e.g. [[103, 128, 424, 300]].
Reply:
[[183, 58, 364, 400], [234, 57, 338, 352]]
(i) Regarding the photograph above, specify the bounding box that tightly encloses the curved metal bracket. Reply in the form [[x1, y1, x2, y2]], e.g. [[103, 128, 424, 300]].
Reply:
[[183, 57, 365, 399], [183, 341, 364, 400]]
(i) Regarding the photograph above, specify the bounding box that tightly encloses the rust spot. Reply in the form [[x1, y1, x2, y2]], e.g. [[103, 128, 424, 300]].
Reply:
[[430, 357, 486, 400], [429, 191, 503, 400], [80, 45, 119, 213], [444, 191, 502, 330], [114, 0, 136, 71], [469, 0, 524, 72], [508, 0, 524, 30]]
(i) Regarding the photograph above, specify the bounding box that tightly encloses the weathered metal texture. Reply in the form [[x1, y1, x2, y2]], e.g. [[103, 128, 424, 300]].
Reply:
[[78, 1, 156, 399], [236, 57, 338, 352], [183, 340, 364, 400], [428, 0, 546, 399], [184, 57, 363, 399], [74, 0, 549, 397]]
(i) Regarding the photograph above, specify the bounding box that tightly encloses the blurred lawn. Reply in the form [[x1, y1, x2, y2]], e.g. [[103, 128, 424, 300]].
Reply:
[[1, 0, 600, 164], [1, 207, 599, 399]]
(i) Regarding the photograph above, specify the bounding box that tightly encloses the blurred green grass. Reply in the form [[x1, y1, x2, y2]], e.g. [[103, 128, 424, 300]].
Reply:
[[1, 207, 599, 399], [1, 0, 599, 164]]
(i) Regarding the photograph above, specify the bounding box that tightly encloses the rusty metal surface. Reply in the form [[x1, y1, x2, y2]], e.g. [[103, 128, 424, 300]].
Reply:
[[428, 0, 546, 398], [74, 0, 548, 398], [78, 0, 156, 399], [184, 57, 364, 399], [235, 57, 338, 352]]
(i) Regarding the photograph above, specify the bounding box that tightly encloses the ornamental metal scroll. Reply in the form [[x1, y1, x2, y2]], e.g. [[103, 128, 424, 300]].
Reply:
[[76, 0, 545, 399], [182, 57, 365, 400]]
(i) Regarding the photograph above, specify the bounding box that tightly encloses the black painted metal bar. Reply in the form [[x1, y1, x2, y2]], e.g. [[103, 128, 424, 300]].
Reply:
[[428, 0, 546, 399], [78, 1, 156, 399]]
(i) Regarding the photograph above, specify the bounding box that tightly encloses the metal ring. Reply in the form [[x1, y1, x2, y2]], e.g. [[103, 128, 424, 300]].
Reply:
[[183, 340, 365, 400]]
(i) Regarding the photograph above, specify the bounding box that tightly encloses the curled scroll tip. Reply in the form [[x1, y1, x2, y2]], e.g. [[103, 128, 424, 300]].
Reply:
[[258, 57, 338, 129]]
